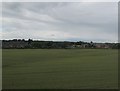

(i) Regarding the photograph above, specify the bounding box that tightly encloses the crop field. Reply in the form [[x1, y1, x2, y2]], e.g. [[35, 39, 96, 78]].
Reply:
[[2, 49, 118, 89]]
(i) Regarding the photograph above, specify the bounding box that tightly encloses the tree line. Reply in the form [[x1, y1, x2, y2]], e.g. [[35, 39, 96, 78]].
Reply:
[[1, 39, 120, 49]]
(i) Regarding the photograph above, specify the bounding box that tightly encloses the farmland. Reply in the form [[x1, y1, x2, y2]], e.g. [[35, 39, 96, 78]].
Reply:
[[2, 49, 118, 89]]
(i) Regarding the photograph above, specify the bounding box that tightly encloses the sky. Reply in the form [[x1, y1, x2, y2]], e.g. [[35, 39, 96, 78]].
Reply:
[[1, 2, 118, 43]]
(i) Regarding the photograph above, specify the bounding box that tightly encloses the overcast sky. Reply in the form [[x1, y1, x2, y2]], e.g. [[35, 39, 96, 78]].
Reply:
[[2, 2, 118, 42]]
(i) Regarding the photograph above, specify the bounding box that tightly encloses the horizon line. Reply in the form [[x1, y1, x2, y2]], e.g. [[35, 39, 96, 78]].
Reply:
[[1, 38, 119, 43]]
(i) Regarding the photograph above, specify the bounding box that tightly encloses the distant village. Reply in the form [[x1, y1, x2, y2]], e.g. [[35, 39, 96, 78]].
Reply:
[[1, 39, 120, 49]]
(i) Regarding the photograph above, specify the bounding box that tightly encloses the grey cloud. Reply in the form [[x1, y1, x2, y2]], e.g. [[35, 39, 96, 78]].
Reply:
[[2, 2, 118, 42]]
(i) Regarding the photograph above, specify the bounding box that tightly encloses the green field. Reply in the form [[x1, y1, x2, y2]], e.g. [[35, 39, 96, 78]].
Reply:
[[2, 49, 118, 89]]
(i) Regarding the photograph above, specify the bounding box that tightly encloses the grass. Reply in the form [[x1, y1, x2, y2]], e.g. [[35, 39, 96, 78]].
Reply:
[[0, 49, 2, 90], [2, 49, 118, 89]]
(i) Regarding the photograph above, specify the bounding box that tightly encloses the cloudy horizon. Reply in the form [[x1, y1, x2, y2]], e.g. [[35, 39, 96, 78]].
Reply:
[[2, 2, 118, 43]]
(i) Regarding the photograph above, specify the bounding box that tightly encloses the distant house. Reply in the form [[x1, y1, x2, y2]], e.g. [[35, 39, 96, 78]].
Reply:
[[94, 43, 110, 49]]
